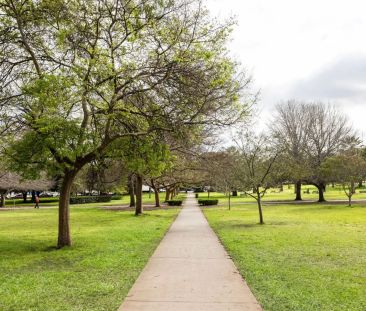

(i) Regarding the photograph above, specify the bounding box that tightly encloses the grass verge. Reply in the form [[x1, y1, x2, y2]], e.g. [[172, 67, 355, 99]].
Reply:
[[203, 203, 366, 311], [0, 207, 179, 310]]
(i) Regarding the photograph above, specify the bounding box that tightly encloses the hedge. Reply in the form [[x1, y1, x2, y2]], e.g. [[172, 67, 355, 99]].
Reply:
[[166, 200, 183, 206], [111, 195, 123, 200], [198, 199, 219, 206], [70, 196, 112, 205]]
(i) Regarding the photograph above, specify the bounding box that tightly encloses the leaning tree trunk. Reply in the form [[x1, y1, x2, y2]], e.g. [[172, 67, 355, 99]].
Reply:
[[153, 187, 160, 207], [135, 174, 143, 216], [58, 170, 78, 248], [257, 190, 264, 224], [295, 181, 302, 201], [151, 180, 160, 208], [128, 174, 136, 207]]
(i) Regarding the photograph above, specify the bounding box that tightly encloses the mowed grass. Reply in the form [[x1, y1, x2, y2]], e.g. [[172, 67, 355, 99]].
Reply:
[[0, 207, 179, 311], [201, 185, 366, 203], [5, 192, 173, 208], [203, 203, 366, 311]]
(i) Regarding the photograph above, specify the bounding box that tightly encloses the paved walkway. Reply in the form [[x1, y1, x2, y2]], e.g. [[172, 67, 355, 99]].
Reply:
[[119, 193, 262, 311]]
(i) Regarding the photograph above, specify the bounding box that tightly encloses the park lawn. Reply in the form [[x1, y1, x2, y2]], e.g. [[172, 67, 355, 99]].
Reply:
[[202, 185, 366, 203], [203, 203, 366, 311], [0, 207, 179, 311], [4, 192, 172, 208]]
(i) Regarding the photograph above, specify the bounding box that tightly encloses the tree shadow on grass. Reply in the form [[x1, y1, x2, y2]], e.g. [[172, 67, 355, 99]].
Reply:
[[226, 221, 289, 229]]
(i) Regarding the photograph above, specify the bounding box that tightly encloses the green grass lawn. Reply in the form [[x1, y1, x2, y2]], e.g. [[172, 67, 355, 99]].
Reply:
[[203, 203, 366, 311], [200, 185, 366, 203], [0, 206, 179, 311], [4, 192, 177, 208]]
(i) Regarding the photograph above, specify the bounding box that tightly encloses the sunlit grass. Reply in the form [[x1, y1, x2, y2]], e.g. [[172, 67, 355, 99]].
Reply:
[[203, 203, 366, 310], [0, 207, 179, 310]]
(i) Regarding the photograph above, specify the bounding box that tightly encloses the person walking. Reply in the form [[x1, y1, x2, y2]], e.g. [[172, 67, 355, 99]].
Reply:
[[34, 195, 40, 209]]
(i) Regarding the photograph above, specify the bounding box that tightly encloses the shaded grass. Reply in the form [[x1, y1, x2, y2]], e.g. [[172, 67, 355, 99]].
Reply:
[[203, 203, 366, 311], [0, 207, 179, 311]]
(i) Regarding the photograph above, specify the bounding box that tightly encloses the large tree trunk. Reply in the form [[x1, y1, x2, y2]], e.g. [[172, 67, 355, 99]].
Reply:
[[128, 174, 135, 207], [257, 190, 264, 224], [165, 188, 170, 202], [317, 183, 326, 202], [58, 170, 77, 248], [295, 181, 302, 201], [22, 191, 28, 203], [135, 174, 143, 216]]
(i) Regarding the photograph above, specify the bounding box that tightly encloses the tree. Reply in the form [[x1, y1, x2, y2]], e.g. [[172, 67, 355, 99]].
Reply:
[[201, 149, 238, 209], [303, 103, 354, 202], [234, 132, 282, 224], [0, 171, 54, 207], [271, 100, 310, 201], [322, 153, 366, 207], [1, 0, 253, 247]]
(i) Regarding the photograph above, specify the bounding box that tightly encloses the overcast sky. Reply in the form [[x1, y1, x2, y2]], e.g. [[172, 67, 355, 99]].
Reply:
[[207, 0, 366, 138]]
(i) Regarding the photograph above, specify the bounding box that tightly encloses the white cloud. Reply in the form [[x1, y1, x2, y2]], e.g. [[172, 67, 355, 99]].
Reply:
[[206, 0, 366, 134]]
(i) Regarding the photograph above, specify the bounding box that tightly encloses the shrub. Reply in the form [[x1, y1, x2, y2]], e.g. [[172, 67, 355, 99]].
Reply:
[[70, 196, 112, 205], [198, 199, 219, 206], [166, 200, 183, 206], [111, 195, 123, 200]]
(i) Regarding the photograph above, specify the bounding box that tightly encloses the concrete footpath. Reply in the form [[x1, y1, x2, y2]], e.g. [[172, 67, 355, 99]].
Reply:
[[118, 193, 262, 311]]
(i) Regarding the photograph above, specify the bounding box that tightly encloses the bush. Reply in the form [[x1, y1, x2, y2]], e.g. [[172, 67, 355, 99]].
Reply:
[[198, 199, 219, 206], [70, 196, 112, 205], [166, 200, 183, 206], [111, 195, 123, 200]]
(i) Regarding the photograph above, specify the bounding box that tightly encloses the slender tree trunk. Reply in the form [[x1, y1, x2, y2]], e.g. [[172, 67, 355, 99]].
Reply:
[[0, 192, 5, 208], [135, 174, 143, 216], [257, 190, 264, 224], [295, 181, 302, 201], [351, 181, 355, 194], [128, 174, 135, 207], [58, 170, 77, 248], [348, 195, 352, 207], [151, 180, 160, 208], [228, 192, 231, 210], [358, 180, 363, 188]]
